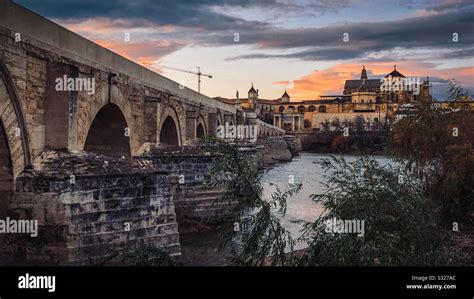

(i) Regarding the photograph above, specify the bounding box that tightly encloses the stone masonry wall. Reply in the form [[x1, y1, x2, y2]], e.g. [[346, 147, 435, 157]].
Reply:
[[0, 26, 228, 159], [136, 145, 239, 224], [1, 152, 180, 265]]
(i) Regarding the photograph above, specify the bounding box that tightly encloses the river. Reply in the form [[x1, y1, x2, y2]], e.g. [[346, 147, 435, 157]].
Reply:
[[260, 152, 391, 250]]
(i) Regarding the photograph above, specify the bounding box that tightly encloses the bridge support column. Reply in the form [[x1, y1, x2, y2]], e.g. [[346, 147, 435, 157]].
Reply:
[[45, 61, 75, 150], [208, 112, 217, 136], [144, 96, 160, 143], [186, 110, 197, 141]]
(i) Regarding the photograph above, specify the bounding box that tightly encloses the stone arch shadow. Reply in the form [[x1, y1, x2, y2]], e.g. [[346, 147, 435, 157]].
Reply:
[[0, 58, 31, 217], [216, 111, 223, 127], [75, 85, 137, 156], [83, 103, 132, 159], [0, 59, 31, 176], [196, 115, 207, 139], [158, 104, 182, 146]]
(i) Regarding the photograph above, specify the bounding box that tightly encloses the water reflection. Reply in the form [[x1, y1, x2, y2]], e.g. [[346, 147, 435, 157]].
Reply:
[[260, 153, 391, 249]]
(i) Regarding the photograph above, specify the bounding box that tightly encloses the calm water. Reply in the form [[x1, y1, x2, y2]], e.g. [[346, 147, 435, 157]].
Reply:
[[260, 152, 391, 249]]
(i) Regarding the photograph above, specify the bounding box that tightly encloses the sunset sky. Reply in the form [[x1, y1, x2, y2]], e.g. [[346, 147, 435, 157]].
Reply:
[[16, 0, 474, 101]]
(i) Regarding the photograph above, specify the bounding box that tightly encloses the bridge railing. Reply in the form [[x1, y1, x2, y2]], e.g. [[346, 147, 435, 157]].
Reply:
[[256, 119, 285, 137]]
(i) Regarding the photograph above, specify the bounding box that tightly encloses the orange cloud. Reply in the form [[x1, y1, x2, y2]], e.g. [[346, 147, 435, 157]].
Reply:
[[276, 61, 473, 101], [94, 39, 185, 67], [59, 18, 178, 35]]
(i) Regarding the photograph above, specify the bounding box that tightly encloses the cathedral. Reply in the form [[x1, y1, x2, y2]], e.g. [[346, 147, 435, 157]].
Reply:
[[272, 66, 431, 131], [215, 66, 433, 132]]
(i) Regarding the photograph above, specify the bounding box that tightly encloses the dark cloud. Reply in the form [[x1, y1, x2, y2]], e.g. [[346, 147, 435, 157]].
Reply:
[[14, 0, 474, 63], [225, 7, 474, 61], [423, 0, 474, 13], [14, 0, 275, 31]]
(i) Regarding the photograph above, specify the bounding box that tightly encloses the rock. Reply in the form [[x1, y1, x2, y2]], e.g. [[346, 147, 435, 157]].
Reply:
[[256, 136, 301, 169]]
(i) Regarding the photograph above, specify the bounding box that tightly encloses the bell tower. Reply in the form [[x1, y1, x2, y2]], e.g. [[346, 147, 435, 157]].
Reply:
[[248, 83, 258, 108]]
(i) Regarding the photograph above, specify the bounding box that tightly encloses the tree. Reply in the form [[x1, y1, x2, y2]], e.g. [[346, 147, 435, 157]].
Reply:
[[354, 115, 366, 132], [297, 156, 445, 266], [206, 137, 302, 266], [390, 80, 474, 220], [321, 119, 331, 131], [331, 118, 343, 131]]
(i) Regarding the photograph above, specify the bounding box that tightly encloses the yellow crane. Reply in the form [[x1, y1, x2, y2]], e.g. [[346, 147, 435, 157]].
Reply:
[[161, 65, 212, 93]]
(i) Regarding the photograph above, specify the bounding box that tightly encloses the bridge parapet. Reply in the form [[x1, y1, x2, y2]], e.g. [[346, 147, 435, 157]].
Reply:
[[256, 119, 285, 136]]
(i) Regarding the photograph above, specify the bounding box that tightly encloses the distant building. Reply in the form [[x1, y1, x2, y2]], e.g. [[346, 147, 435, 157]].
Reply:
[[214, 83, 277, 125], [273, 66, 432, 132], [215, 66, 434, 132]]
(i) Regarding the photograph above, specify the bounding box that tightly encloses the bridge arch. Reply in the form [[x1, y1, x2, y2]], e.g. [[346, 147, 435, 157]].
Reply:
[[160, 117, 180, 146], [216, 111, 223, 127], [0, 59, 30, 177], [75, 85, 137, 156], [84, 103, 131, 159], [196, 115, 207, 139], [0, 120, 13, 216], [158, 105, 182, 146]]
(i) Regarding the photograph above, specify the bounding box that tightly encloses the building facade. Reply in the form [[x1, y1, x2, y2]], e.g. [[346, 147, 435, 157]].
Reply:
[[215, 66, 437, 133], [273, 66, 432, 131]]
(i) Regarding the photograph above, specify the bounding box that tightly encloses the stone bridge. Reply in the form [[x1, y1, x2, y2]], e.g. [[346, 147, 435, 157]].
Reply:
[[0, 0, 243, 265]]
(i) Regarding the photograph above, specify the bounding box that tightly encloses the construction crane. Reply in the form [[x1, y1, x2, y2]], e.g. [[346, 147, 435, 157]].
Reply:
[[160, 65, 212, 93]]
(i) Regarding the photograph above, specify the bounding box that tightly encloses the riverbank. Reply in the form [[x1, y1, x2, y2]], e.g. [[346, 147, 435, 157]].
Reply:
[[256, 135, 302, 169], [178, 138, 302, 266], [177, 150, 474, 266], [299, 131, 389, 154], [178, 221, 234, 266]]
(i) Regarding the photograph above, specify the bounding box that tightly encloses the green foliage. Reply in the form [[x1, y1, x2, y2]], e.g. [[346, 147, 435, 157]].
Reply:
[[118, 244, 179, 266], [447, 79, 470, 103], [235, 182, 302, 266], [390, 80, 474, 220], [298, 156, 445, 266], [207, 137, 262, 211], [206, 137, 302, 266], [354, 115, 366, 132]]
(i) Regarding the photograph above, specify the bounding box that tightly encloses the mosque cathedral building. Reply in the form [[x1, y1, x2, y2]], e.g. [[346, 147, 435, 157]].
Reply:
[[215, 66, 433, 132]]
